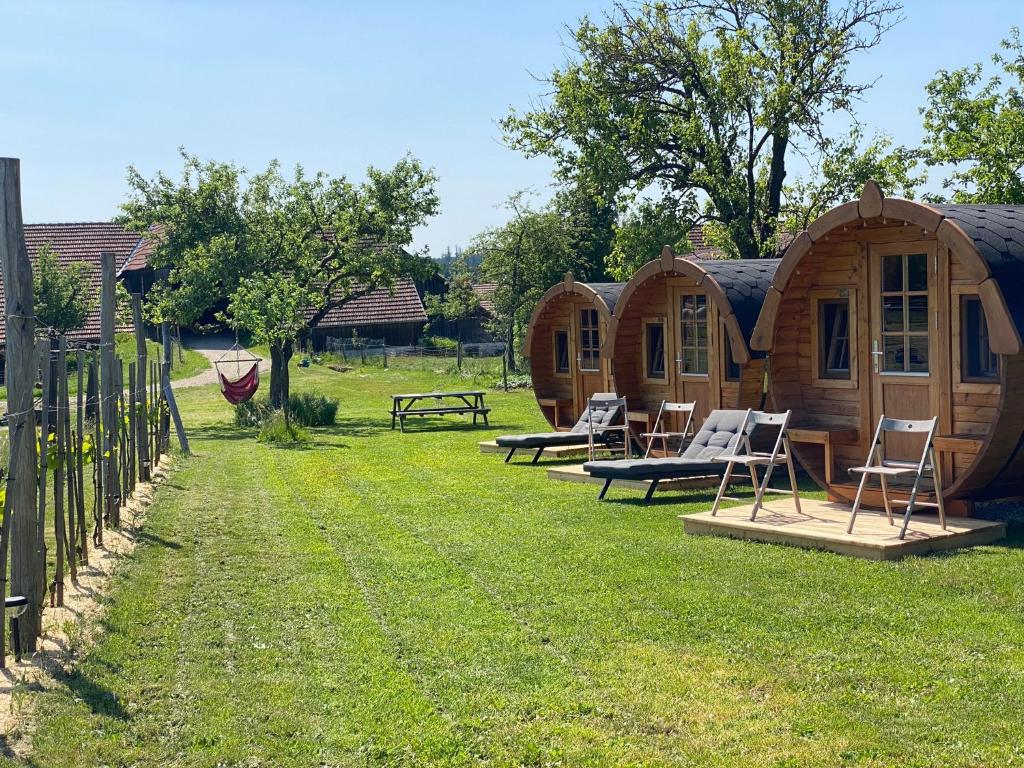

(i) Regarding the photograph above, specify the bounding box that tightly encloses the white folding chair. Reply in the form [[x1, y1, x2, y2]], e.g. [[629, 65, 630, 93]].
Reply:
[[640, 401, 696, 457], [710, 409, 801, 520], [586, 394, 630, 461], [847, 415, 946, 540]]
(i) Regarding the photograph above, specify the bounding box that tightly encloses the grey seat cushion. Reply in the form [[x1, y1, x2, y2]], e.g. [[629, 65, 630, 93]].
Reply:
[[583, 456, 722, 480], [496, 432, 592, 448], [496, 396, 624, 449], [583, 409, 750, 480]]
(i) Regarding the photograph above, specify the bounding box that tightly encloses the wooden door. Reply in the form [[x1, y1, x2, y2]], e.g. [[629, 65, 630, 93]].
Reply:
[[573, 304, 605, 416], [868, 242, 939, 461], [670, 287, 717, 426]]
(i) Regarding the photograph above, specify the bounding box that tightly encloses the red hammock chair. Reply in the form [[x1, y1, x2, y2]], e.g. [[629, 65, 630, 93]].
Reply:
[[216, 344, 262, 405]]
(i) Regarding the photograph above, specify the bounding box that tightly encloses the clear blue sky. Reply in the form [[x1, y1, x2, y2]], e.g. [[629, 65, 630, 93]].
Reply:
[[1, 1, 1020, 255]]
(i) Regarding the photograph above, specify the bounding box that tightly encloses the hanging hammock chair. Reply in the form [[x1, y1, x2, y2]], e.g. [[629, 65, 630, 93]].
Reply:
[[215, 344, 262, 405]]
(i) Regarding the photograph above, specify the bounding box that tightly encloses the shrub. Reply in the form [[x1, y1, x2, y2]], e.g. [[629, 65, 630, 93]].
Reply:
[[257, 410, 310, 445], [287, 392, 338, 427], [421, 335, 458, 351], [235, 399, 273, 427]]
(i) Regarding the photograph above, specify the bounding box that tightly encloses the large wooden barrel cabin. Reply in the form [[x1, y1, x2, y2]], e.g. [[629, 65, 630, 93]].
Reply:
[[522, 274, 624, 429], [608, 246, 778, 438], [751, 181, 1024, 510]]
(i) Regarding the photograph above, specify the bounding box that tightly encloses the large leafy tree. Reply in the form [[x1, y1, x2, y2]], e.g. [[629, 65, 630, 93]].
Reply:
[[120, 151, 439, 406], [33, 243, 95, 334], [424, 271, 482, 344], [921, 28, 1024, 204], [503, 0, 902, 259], [473, 193, 584, 370]]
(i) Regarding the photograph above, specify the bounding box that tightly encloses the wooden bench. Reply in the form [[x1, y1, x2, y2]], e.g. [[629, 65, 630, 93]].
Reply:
[[537, 397, 572, 430], [787, 427, 860, 486], [390, 391, 490, 432]]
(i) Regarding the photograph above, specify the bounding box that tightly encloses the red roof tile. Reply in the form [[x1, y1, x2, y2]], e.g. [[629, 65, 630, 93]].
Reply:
[[308, 279, 427, 329], [0, 222, 141, 346], [471, 282, 497, 314]]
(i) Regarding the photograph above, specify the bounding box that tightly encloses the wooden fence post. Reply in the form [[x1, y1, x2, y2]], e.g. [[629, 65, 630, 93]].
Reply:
[[35, 341, 50, 616], [53, 336, 66, 606], [99, 252, 119, 528], [131, 294, 150, 481], [161, 322, 189, 455], [75, 349, 87, 565], [1, 158, 43, 653]]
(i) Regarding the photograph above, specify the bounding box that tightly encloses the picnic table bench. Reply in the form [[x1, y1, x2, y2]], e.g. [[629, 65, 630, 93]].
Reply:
[[390, 390, 490, 432]]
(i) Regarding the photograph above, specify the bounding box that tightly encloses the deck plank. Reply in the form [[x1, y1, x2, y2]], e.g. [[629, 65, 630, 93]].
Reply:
[[682, 498, 1005, 560]]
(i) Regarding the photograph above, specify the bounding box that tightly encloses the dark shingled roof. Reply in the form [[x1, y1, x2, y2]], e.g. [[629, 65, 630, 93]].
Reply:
[[584, 282, 626, 314], [932, 205, 1024, 336], [0, 223, 140, 346], [701, 258, 781, 355], [307, 279, 427, 329]]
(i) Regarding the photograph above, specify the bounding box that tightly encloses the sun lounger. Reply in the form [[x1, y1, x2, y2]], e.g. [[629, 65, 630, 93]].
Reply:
[[583, 409, 751, 503], [496, 393, 626, 464]]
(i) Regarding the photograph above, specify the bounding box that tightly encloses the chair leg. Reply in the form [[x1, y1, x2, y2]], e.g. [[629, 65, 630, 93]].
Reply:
[[751, 462, 778, 521], [643, 479, 659, 504], [710, 463, 735, 517], [879, 474, 894, 525], [785, 456, 802, 515], [598, 478, 612, 501], [531, 447, 545, 465], [931, 448, 947, 530], [846, 471, 871, 534], [504, 448, 516, 463], [899, 475, 924, 540]]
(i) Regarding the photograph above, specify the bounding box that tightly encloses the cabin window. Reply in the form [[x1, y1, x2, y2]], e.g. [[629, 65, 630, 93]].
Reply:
[[579, 308, 600, 371], [818, 299, 851, 379], [644, 320, 666, 380], [678, 294, 708, 375], [723, 334, 741, 381], [961, 296, 998, 381], [880, 253, 929, 374], [553, 329, 570, 374]]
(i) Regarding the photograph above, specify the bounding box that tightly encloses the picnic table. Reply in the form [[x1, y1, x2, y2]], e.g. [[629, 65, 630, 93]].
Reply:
[[390, 390, 490, 432]]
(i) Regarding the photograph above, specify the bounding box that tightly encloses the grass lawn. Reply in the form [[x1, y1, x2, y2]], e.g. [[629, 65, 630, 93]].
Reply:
[[9, 359, 1024, 766]]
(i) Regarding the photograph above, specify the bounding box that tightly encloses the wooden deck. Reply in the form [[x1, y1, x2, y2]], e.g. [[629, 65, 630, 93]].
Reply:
[[682, 498, 1006, 560], [547, 463, 719, 492]]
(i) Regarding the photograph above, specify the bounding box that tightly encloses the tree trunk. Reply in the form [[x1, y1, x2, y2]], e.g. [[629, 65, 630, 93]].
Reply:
[[269, 340, 293, 408], [504, 320, 516, 373]]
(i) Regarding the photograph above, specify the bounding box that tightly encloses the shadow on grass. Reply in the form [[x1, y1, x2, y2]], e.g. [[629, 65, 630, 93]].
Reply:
[[132, 529, 182, 550], [52, 667, 129, 721]]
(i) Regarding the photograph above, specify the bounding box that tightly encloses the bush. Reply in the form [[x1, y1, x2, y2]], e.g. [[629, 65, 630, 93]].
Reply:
[[235, 392, 338, 429], [234, 399, 273, 428], [420, 335, 458, 351], [257, 410, 310, 445], [494, 373, 533, 391], [287, 392, 338, 427]]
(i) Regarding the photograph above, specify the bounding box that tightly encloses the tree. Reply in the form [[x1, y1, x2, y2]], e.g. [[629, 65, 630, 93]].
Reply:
[[119, 150, 439, 406], [32, 243, 95, 334], [921, 28, 1024, 204], [425, 272, 481, 344], [553, 183, 617, 280], [474, 193, 582, 370], [503, 0, 902, 259], [608, 198, 694, 279], [782, 128, 923, 234]]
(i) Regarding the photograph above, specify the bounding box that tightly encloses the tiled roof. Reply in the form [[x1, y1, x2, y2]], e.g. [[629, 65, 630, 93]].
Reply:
[[686, 224, 706, 250], [932, 205, 1024, 337], [471, 282, 497, 314], [0, 222, 140, 346], [308, 278, 428, 329], [701, 258, 781, 355]]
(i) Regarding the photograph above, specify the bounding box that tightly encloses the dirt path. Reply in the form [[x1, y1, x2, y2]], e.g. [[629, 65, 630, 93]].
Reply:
[[173, 333, 271, 390]]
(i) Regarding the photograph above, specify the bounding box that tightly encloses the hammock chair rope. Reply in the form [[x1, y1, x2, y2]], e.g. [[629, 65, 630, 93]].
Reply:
[[215, 342, 263, 405]]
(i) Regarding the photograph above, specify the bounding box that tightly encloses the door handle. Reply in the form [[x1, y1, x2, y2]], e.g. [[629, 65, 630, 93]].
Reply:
[[675, 356, 683, 375], [871, 340, 883, 373]]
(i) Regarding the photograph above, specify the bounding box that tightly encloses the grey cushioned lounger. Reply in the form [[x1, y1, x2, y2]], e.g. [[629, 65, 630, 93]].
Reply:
[[496, 395, 624, 464], [583, 409, 749, 503]]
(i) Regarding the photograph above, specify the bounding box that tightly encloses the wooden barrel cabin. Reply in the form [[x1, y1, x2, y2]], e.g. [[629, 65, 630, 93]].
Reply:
[[751, 181, 1024, 509], [608, 246, 778, 438], [522, 274, 625, 429]]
